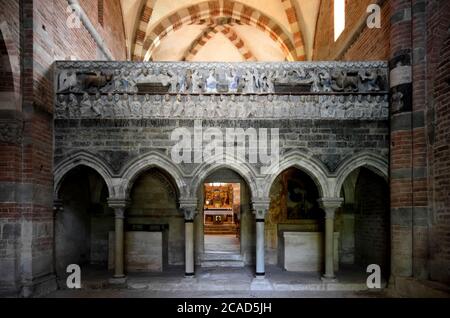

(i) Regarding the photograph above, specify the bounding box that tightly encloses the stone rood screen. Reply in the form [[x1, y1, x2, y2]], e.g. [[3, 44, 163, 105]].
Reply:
[[54, 61, 389, 120]]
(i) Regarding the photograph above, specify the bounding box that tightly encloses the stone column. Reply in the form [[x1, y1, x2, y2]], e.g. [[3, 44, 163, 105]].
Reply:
[[108, 199, 128, 284], [250, 200, 272, 290], [53, 199, 63, 276], [252, 201, 269, 277], [180, 200, 197, 278], [318, 198, 343, 282]]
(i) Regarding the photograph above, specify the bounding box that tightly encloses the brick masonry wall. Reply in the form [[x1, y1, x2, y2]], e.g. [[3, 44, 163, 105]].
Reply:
[[313, 0, 390, 61], [426, 0, 450, 285], [0, 0, 126, 295]]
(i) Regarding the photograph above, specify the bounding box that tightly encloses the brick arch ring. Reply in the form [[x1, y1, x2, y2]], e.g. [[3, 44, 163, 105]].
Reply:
[[133, 0, 300, 62]]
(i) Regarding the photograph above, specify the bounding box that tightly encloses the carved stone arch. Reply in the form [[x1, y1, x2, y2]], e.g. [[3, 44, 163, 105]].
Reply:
[[333, 151, 388, 198], [120, 152, 186, 199], [189, 153, 259, 200], [139, 0, 298, 61], [53, 151, 115, 199], [262, 149, 332, 199]]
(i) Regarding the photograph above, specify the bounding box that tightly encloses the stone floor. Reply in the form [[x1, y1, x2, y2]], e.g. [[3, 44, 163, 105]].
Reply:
[[44, 264, 391, 298], [204, 234, 240, 253]]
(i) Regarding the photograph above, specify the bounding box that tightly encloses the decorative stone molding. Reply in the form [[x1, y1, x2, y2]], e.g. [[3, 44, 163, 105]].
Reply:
[[252, 199, 271, 220], [318, 198, 344, 219], [107, 198, 129, 219], [54, 61, 389, 120], [179, 197, 198, 221]]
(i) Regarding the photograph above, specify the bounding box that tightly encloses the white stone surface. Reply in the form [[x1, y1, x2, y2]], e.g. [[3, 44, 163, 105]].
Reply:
[[283, 232, 339, 272]]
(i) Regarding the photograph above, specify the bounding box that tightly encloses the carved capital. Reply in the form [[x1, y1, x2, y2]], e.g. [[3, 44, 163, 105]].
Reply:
[[53, 199, 64, 217], [252, 199, 270, 220], [318, 198, 344, 219], [108, 198, 129, 219], [181, 206, 197, 221]]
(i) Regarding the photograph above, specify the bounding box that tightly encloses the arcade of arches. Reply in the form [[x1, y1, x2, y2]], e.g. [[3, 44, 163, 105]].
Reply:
[[0, 0, 450, 298]]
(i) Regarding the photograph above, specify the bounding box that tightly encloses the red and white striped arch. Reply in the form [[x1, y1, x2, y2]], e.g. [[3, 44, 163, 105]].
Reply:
[[137, 0, 299, 62], [280, 0, 306, 60], [132, 0, 157, 61], [183, 24, 256, 61]]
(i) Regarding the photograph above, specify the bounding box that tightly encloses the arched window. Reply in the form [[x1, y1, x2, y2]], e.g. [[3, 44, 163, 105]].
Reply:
[[334, 0, 346, 41]]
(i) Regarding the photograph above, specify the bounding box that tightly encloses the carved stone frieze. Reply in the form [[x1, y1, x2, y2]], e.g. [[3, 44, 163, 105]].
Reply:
[[55, 61, 388, 96], [54, 93, 389, 120]]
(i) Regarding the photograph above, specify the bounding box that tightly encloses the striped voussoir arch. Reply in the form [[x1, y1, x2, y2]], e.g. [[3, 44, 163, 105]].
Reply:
[[138, 0, 298, 61], [183, 24, 256, 61], [132, 0, 157, 61], [281, 0, 306, 60]]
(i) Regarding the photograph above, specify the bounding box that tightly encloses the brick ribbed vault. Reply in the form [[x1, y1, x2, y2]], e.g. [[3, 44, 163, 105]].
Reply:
[[134, 0, 301, 62], [183, 24, 256, 61], [132, 0, 157, 61], [281, 0, 306, 60]]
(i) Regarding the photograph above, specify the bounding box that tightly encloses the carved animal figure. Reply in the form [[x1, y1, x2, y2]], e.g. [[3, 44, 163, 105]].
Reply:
[[331, 70, 359, 92], [77, 71, 113, 91]]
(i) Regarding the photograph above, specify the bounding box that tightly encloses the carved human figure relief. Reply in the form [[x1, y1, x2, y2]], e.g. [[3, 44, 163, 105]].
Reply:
[[226, 69, 239, 93], [92, 93, 103, 118], [173, 94, 184, 118], [163, 94, 172, 117], [142, 94, 152, 118], [185, 95, 195, 118], [130, 94, 142, 118], [265, 94, 274, 118], [228, 94, 237, 118], [69, 94, 80, 118], [206, 69, 218, 93], [121, 93, 131, 117], [56, 95, 68, 119], [102, 93, 115, 118], [191, 70, 203, 94], [195, 94, 205, 118], [236, 95, 246, 118], [336, 95, 346, 118], [243, 69, 256, 94]]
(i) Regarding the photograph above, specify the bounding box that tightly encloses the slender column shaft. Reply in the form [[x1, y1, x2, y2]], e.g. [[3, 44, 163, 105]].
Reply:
[[256, 219, 265, 276], [114, 208, 125, 278], [323, 213, 335, 279], [185, 220, 194, 276]]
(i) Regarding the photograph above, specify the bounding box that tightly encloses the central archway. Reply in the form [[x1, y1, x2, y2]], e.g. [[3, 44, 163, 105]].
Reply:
[[196, 168, 255, 267]]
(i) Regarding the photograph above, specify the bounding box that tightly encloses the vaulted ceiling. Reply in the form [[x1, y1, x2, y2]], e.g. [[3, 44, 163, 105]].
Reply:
[[120, 0, 320, 62]]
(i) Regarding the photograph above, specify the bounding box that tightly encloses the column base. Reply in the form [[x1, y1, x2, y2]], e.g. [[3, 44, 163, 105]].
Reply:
[[109, 276, 127, 285], [250, 277, 273, 291], [321, 275, 337, 283], [184, 273, 195, 278]]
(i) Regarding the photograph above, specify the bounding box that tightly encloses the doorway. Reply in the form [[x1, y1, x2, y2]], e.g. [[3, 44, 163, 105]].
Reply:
[[203, 182, 241, 254]]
